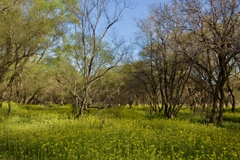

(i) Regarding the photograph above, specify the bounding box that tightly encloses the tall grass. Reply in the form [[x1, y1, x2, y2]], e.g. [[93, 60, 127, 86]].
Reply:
[[0, 103, 240, 159]]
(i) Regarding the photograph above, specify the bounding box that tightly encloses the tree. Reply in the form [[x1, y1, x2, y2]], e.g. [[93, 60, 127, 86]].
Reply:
[[177, 0, 240, 123], [134, 2, 194, 118], [11, 58, 70, 105], [91, 68, 123, 108], [0, 0, 66, 113], [117, 63, 148, 107], [57, 0, 131, 117]]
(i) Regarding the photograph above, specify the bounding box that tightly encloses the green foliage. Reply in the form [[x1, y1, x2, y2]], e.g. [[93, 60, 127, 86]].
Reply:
[[0, 104, 240, 159]]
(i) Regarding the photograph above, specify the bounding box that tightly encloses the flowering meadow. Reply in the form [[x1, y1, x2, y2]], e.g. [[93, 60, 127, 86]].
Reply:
[[0, 103, 240, 159]]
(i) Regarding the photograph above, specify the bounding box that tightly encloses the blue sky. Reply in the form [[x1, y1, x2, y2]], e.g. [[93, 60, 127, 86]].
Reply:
[[114, 0, 168, 39]]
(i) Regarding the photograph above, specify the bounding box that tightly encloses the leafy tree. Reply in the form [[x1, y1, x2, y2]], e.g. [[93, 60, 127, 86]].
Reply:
[[0, 0, 66, 113], [91, 68, 123, 108], [117, 63, 148, 107], [11, 58, 70, 105]]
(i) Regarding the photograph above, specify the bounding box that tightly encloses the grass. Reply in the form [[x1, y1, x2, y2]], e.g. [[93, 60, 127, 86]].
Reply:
[[0, 103, 240, 159]]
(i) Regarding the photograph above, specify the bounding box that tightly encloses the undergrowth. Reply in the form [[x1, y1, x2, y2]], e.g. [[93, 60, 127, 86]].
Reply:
[[0, 103, 240, 159]]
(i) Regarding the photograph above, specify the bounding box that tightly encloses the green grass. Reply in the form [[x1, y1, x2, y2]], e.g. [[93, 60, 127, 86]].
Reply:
[[0, 103, 240, 159]]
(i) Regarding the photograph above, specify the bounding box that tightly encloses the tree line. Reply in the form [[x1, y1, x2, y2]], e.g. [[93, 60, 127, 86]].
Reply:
[[0, 0, 239, 123]]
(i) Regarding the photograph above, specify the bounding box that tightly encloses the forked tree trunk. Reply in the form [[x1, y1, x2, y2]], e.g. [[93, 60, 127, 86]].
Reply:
[[76, 84, 91, 118]]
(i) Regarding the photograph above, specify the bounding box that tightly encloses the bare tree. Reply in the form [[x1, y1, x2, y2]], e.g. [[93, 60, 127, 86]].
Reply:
[[177, 0, 240, 123], [134, 2, 194, 118], [60, 0, 131, 117]]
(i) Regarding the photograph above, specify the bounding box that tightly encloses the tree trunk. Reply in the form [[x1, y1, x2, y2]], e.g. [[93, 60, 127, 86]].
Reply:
[[217, 56, 228, 123], [164, 103, 168, 118], [129, 93, 134, 109], [218, 83, 225, 123], [210, 86, 218, 123], [164, 103, 174, 119], [0, 99, 3, 108], [231, 94, 236, 113], [7, 100, 11, 115], [75, 96, 79, 116], [0, 80, 6, 109], [227, 82, 235, 113], [7, 84, 13, 115], [25, 90, 40, 104], [76, 84, 90, 118]]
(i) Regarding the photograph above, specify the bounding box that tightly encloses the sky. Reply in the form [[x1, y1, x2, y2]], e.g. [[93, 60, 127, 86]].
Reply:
[[114, 0, 168, 39]]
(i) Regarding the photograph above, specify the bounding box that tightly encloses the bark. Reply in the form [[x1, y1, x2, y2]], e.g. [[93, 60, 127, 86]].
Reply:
[[0, 79, 6, 109], [0, 99, 3, 108], [227, 82, 236, 113], [75, 96, 79, 116], [218, 83, 225, 123], [7, 100, 11, 115], [128, 92, 134, 109], [163, 103, 168, 118], [231, 94, 236, 113], [76, 84, 91, 118], [25, 88, 41, 104], [210, 86, 219, 123]]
